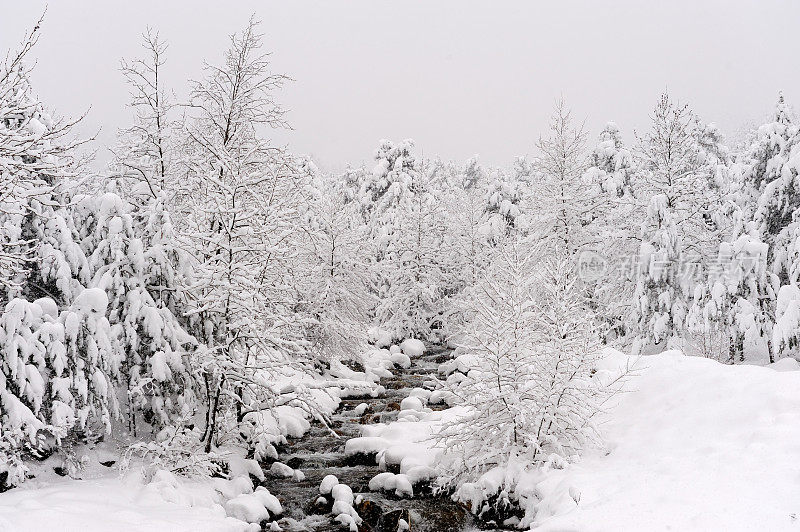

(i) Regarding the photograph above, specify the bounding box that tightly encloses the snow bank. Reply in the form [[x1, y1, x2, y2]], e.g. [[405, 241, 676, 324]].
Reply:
[[0, 474, 250, 532], [528, 349, 800, 531]]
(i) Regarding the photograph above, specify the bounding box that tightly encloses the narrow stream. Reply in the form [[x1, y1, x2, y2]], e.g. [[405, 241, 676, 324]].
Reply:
[[262, 346, 484, 532]]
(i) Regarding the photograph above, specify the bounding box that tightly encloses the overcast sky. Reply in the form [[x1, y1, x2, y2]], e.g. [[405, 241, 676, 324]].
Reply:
[[2, 1, 798, 172]]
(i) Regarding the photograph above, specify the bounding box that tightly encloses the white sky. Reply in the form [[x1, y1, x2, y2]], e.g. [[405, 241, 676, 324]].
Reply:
[[2, 1, 798, 172]]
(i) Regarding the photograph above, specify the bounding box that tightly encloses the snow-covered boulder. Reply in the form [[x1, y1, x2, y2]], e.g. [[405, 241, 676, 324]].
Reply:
[[390, 352, 412, 369], [225, 493, 270, 523], [400, 396, 424, 412], [319, 474, 339, 495], [400, 338, 425, 357], [269, 462, 294, 478]]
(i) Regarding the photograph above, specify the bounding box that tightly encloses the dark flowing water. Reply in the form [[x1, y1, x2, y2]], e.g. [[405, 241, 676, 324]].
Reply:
[[261, 346, 485, 532]]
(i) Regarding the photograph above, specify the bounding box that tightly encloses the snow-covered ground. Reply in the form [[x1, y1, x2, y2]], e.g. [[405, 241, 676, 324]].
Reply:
[[2, 349, 798, 531], [351, 349, 800, 531], [533, 350, 800, 531], [0, 473, 250, 532]]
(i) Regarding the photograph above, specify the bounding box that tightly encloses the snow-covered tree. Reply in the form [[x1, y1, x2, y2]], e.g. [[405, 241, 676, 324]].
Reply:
[[484, 169, 524, 239], [631, 94, 727, 352], [358, 139, 418, 253], [375, 167, 446, 341], [174, 18, 309, 451], [736, 94, 800, 285], [76, 193, 198, 432], [294, 166, 377, 363], [110, 29, 174, 206], [436, 239, 604, 490], [531, 99, 591, 252], [586, 122, 634, 198], [714, 93, 800, 362], [582, 122, 640, 341], [0, 21, 125, 488], [687, 233, 774, 362], [0, 19, 91, 305]]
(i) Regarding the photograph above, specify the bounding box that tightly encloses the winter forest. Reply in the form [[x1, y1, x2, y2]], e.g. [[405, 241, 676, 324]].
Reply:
[[1, 8, 800, 532]]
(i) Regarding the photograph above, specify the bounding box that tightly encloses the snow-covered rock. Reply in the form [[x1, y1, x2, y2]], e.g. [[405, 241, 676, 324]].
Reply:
[[331, 483, 354, 505], [319, 474, 339, 495], [268, 462, 294, 478], [399, 396, 424, 412], [400, 338, 425, 357], [390, 352, 412, 369], [225, 494, 269, 524]]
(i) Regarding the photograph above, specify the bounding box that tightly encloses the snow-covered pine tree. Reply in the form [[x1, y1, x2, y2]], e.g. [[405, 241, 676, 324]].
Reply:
[[582, 122, 640, 341], [0, 20, 122, 488], [77, 192, 197, 432], [357, 139, 445, 340], [687, 235, 775, 362], [358, 139, 418, 254], [484, 168, 524, 240], [0, 19, 91, 305], [0, 286, 121, 489], [375, 164, 446, 341], [630, 93, 727, 353], [738, 94, 800, 285], [717, 93, 800, 362], [586, 122, 634, 198], [106, 30, 201, 432]]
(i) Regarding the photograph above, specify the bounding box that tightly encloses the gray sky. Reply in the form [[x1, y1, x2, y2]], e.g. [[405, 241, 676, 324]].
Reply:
[[2, 1, 798, 172]]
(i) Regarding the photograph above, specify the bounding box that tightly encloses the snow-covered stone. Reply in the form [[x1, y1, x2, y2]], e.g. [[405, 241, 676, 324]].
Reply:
[[269, 462, 294, 478], [400, 338, 425, 357], [319, 474, 339, 495], [400, 396, 424, 412], [390, 352, 412, 369]]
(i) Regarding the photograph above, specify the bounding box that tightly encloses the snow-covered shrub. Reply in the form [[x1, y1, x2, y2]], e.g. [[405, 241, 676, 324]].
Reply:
[[435, 239, 607, 496], [120, 424, 223, 479]]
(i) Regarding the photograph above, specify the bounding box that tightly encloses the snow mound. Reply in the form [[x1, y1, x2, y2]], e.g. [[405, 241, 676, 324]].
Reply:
[[769, 357, 800, 372], [399, 396, 424, 412], [390, 352, 412, 369], [319, 474, 339, 495], [400, 338, 425, 357]]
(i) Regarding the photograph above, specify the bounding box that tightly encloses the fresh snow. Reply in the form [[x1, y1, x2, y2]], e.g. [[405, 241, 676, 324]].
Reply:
[[0, 475, 251, 532], [348, 348, 800, 531], [528, 349, 800, 531]]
